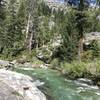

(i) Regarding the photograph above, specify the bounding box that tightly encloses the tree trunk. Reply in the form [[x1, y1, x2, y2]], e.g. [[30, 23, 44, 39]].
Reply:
[[25, 14, 35, 51], [25, 0, 38, 52], [78, 0, 84, 62], [29, 31, 33, 51], [25, 14, 31, 41], [78, 37, 84, 62]]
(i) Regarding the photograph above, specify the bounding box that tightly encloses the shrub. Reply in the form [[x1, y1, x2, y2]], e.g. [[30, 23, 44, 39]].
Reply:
[[50, 58, 60, 69], [61, 61, 90, 79], [95, 60, 100, 74], [82, 50, 93, 61]]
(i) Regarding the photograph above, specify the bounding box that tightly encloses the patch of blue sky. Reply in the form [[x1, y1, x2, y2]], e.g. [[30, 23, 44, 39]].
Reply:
[[55, 0, 65, 3]]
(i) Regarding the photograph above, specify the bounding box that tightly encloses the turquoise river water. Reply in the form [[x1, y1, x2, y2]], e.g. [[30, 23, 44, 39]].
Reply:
[[15, 68, 100, 100]]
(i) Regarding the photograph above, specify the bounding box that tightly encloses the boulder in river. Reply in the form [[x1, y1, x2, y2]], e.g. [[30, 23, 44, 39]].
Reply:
[[76, 78, 93, 86]]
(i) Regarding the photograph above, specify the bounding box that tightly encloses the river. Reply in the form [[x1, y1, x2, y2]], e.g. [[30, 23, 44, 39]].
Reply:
[[15, 68, 100, 100]]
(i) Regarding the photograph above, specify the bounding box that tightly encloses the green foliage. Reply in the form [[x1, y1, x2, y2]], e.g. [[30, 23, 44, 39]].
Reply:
[[86, 9, 100, 32], [82, 50, 93, 61], [38, 1, 51, 16], [53, 59, 100, 79], [75, 10, 88, 38], [17, 0, 26, 35], [2, 0, 25, 48], [0, 0, 26, 57], [54, 9, 79, 61], [95, 60, 100, 73], [0, 0, 6, 46], [0, 0, 5, 22], [90, 40, 100, 59], [0, 0, 100, 62], [38, 16, 53, 46], [51, 58, 60, 69], [61, 61, 89, 78], [0, 45, 24, 60]]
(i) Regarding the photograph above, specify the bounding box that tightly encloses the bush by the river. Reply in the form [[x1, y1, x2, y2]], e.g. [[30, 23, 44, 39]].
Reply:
[[51, 59, 100, 80]]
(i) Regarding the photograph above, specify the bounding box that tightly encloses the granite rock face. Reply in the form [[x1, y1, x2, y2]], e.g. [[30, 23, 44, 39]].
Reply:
[[0, 81, 23, 100], [0, 69, 46, 100]]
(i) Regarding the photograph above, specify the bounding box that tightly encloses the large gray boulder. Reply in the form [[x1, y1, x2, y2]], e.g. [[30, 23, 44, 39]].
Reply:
[[0, 69, 47, 100], [0, 81, 23, 100]]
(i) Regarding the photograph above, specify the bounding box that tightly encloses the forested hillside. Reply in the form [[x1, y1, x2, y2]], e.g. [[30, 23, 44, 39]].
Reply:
[[0, 0, 99, 60], [0, 0, 100, 80], [0, 0, 100, 100]]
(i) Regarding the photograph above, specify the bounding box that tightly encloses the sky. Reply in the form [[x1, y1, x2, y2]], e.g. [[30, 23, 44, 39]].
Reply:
[[48, 0, 96, 3]]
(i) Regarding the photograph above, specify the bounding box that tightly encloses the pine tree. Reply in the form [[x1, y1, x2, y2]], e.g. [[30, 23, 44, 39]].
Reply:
[[58, 9, 79, 61], [4, 0, 24, 47], [16, 0, 26, 42], [4, 0, 18, 46], [0, 0, 6, 47], [0, 0, 5, 22], [75, 0, 88, 62]]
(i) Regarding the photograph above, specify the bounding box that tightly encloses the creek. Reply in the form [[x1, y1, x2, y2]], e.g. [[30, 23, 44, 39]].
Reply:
[[15, 68, 100, 100]]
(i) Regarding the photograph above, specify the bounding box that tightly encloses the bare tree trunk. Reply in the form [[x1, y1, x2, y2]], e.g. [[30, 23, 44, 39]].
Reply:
[[78, 37, 84, 62], [25, 0, 39, 52], [78, 0, 84, 62], [25, 14, 31, 41], [25, 13, 33, 50], [29, 31, 33, 51]]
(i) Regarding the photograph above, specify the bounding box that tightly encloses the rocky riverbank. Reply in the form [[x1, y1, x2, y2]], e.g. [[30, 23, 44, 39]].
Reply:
[[15, 68, 100, 100], [0, 59, 100, 88], [0, 69, 47, 100]]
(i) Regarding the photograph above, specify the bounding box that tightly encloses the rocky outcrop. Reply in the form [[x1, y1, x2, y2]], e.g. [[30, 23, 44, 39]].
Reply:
[[36, 46, 52, 64], [44, 0, 68, 11], [0, 69, 47, 100], [0, 59, 49, 70], [0, 81, 23, 100], [85, 32, 100, 44]]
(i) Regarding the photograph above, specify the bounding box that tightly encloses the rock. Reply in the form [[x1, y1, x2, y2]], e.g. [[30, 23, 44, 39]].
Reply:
[[10, 60, 32, 68], [33, 80, 45, 87], [15, 58, 27, 64], [0, 60, 15, 70], [0, 60, 10, 67], [40, 64, 48, 69], [85, 32, 100, 42], [5, 62, 15, 70], [97, 15, 100, 21], [11, 60, 17, 65], [97, 81, 100, 86], [0, 69, 47, 100], [24, 62, 33, 68], [0, 81, 23, 100], [20, 68, 34, 71], [77, 78, 93, 86], [36, 51, 52, 64]]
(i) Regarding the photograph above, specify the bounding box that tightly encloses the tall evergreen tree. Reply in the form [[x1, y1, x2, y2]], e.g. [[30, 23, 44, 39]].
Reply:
[[4, 0, 25, 48], [58, 9, 79, 61], [4, 0, 18, 46], [75, 0, 87, 62], [0, 0, 6, 47], [16, 0, 26, 43], [0, 0, 5, 22]]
